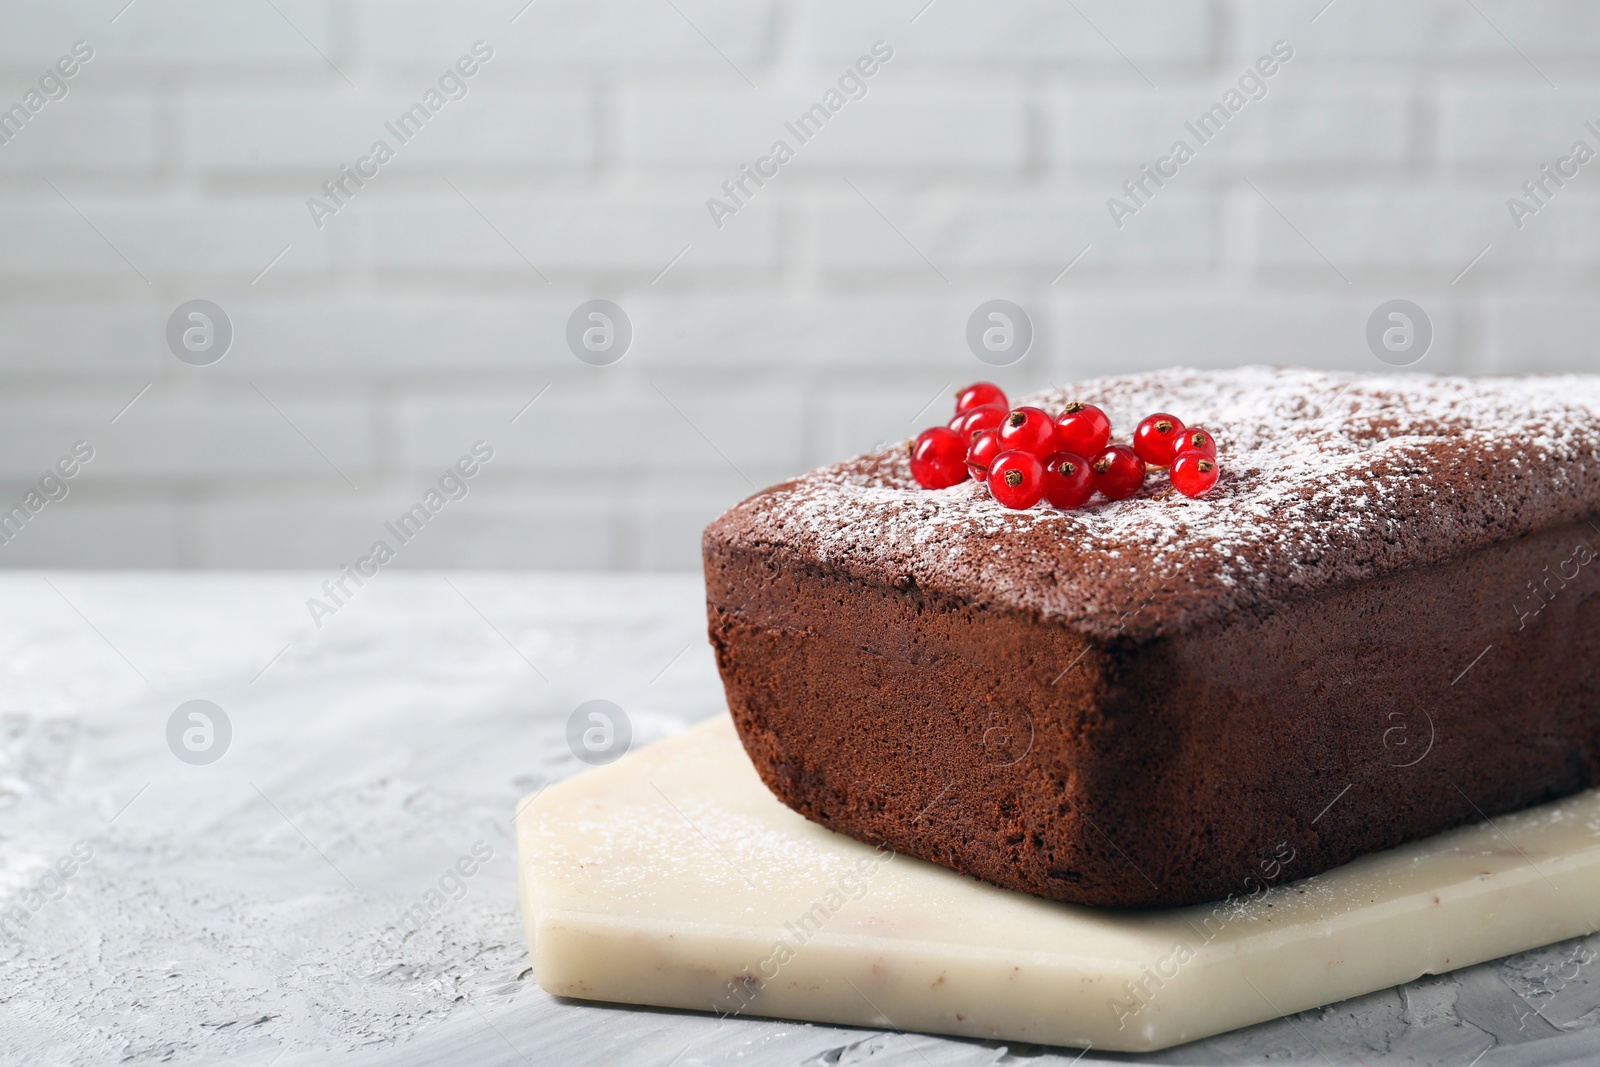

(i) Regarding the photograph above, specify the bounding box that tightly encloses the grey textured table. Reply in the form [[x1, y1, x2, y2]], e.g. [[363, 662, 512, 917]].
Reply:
[[2, 573, 1598, 1067]]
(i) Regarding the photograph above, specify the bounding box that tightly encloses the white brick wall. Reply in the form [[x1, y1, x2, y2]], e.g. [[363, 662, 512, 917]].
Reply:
[[1, 0, 1597, 569]]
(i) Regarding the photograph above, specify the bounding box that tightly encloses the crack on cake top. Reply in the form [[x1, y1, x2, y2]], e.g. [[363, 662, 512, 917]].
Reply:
[[711, 367, 1600, 640]]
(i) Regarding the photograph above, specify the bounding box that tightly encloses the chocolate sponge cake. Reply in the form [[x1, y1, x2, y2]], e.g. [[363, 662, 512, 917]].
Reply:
[[703, 367, 1600, 908]]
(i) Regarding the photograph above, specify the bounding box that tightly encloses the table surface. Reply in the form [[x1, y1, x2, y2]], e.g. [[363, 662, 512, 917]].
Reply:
[[3, 572, 1598, 1067]]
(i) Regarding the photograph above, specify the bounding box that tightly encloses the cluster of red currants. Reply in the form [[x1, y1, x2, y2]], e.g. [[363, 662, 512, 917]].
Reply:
[[909, 382, 1221, 510]]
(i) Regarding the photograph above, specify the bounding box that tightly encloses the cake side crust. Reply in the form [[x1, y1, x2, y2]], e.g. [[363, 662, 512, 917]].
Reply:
[[707, 507, 1600, 907]]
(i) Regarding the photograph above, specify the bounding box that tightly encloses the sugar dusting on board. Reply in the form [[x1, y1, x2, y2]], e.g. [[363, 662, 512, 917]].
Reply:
[[719, 367, 1600, 639]]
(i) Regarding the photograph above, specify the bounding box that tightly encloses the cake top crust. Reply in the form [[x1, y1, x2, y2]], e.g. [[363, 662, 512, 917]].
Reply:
[[706, 367, 1600, 641]]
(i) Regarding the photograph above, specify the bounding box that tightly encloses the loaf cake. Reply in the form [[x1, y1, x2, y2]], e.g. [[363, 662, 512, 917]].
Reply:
[[703, 367, 1600, 908]]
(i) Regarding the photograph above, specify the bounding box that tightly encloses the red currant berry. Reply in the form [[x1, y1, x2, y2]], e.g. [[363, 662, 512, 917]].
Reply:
[[949, 403, 1006, 437], [998, 406, 1057, 458], [955, 382, 1007, 415], [1170, 450, 1219, 498], [910, 427, 970, 489], [1091, 445, 1146, 500], [966, 428, 1002, 480], [1054, 402, 1112, 459], [1178, 427, 1217, 459], [1041, 452, 1093, 510], [986, 449, 1044, 510], [1132, 413, 1186, 468]]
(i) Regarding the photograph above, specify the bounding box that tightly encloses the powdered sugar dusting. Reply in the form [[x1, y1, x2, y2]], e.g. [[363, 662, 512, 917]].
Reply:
[[713, 367, 1600, 639]]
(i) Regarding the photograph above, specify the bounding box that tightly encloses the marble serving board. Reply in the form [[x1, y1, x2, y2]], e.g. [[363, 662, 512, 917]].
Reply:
[[517, 714, 1600, 1054]]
